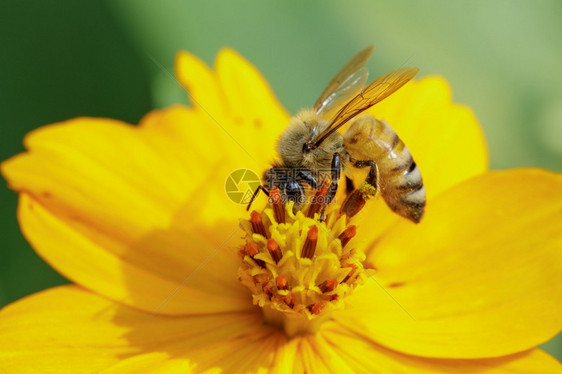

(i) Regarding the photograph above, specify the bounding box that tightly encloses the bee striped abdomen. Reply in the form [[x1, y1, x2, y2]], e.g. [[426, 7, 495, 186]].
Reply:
[[343, 115, 426, 223]]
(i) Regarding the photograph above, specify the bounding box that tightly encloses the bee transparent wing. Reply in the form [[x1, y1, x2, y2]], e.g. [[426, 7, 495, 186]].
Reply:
[[313, 67, 419, 147], [315, 68, 369, 120], [313, 45, 374, 119]]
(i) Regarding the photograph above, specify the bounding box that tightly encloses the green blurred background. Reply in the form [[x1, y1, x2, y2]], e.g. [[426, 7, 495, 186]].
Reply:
[[1, 0, 560, 358]]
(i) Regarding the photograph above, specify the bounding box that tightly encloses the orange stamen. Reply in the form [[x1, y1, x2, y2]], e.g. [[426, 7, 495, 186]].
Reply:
[[308, 302, 324, 315], [276, 275, 288, 289], [301, 226, 319, 259], [250, 210, 267, 237], [243, 242, 259, 256], [307, 180, 329, 218], [267, 238, 282, 263], [340, 190, 366, 219], [342, 264, 357, 283], [269, 186, 285, 224], [284, 293, 295, 308], [338, 225, 356, 248], [319, 278, 338, 293]]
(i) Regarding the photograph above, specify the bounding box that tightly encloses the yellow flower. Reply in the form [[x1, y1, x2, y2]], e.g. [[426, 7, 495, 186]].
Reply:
[[1, 48, 562, 373]]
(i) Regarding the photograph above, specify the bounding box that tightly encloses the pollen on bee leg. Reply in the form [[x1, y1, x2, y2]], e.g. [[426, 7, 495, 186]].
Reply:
[[269, 186, 285, 224], [250, 210, 268, 237], [301, 226, 318, 259]]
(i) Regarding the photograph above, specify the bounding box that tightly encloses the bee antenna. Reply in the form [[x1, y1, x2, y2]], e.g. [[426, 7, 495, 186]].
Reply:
[[246, 185, 269, 211]]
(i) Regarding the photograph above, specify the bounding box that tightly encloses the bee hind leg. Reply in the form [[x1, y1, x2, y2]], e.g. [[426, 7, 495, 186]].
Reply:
[[341, 160, 378, 218]]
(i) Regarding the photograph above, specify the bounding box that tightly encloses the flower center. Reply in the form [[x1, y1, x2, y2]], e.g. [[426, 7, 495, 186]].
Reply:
[[238, 186, 366, 337]]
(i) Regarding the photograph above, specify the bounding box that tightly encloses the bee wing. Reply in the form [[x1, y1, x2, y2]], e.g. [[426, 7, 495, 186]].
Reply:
[[313, 46, 374, 119], [315, 68, 369, 120], [313, 67, 419, 147]]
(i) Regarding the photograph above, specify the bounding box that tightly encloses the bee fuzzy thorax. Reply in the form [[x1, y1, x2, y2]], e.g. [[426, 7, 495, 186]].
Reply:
[[276, 109, 343, 171], [238, 192, 367, 337]]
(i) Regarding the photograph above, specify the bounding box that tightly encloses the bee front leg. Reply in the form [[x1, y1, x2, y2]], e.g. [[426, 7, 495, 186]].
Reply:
[[326, 152, 341, 204], [319, 153, 341, 221], [341, 160, 378, 218], [296, 169, 319, 189]]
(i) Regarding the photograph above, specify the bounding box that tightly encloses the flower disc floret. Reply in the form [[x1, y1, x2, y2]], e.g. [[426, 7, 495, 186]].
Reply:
[[238, 193, 367, 335]]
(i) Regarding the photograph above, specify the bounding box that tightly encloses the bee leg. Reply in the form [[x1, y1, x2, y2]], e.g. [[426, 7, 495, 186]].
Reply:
[[341, 160, 378, 218], [246, 185, 269, 211], [345, 176, 355, 195], [327, 152, 341, 203], [351, 159, 378, 190], [319, 153, 341, 221], [352, 159, 376, 169], [296, 169, 319, 189]]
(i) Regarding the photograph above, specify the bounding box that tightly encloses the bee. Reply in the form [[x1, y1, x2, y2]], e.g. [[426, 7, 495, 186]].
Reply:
[[248, 46, 425, 223]]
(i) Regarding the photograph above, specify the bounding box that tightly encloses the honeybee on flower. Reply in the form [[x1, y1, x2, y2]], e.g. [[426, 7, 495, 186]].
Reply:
[[0, 48, 561, 373]]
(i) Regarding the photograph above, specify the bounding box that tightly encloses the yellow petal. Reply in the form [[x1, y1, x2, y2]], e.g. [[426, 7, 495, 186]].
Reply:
[[351, 76, 489, 240], [175, 51, 225, 117], [215, 48, 289, 160], [3, 114, 247, 230], [16, 192, 251, 314], [271, 323, 562, 373], [0, 285, 280, 373], [1, 116, 255, 314], [138, 106, 265, 225], [268, 334, 355, 374], [102, 354, 196, 374], [335, 169, 562, 358], [104, 331, 283, 373], [175, 48, 290, 164], [320, 323, 562, 373]]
